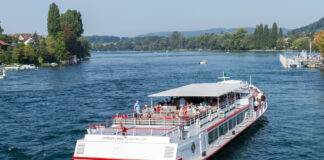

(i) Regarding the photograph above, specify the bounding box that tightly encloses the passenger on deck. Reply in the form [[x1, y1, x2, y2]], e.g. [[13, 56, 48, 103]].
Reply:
[[180, 97, 185, 107], [179, 107, 184, 118], [198, 103, 204, 110], [206, 104, 211, 109], [164, 99, 169, 106], [254, 100, 259, 111], [143, 105, 149, 117], [202, 98, 207, 106], [191, 106, 197, 116], [261, 92, 266, 102], [134, 100, 141, 117], [156, 104, 161, 113], [170, 97, 175, 105]]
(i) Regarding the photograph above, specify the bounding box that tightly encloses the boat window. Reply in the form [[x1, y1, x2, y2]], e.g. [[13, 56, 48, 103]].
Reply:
[[229, 119, 233, 130], [219, 124, 224, 136], [208, 127, 218, 144], [214, 128, 218, 140], [237, 113, 241, 124], [208, 131, 213, 144], [224, 122, 228, 134], [237, 112, 245, 124], [233, 116, 237, 128]]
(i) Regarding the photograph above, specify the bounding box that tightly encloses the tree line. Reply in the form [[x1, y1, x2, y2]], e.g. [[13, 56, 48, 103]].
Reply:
[[91, 22, 318, 52], [0, 3, 90, 65]]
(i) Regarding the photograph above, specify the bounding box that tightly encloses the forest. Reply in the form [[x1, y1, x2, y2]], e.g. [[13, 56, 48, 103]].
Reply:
[[90, 22, 320, 53], [0, 3, 90, 65]]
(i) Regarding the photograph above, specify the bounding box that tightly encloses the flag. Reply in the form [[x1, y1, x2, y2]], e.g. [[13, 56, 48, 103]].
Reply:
[[223, 72, 227, 77], [119, 119, 127, 135]]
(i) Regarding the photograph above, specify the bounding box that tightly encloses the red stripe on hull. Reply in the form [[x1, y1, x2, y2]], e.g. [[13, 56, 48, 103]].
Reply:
[[72, 156, 142, 160], [203, 104, 268, 160], [206, 104, 250, 131]]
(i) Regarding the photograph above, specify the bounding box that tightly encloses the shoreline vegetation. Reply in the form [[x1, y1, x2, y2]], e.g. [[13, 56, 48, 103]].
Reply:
[[88, 20, 324, 57], [0, 3, 90, 67]]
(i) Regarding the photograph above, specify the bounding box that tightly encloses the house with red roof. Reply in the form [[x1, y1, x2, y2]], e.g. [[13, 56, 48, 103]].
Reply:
[[0, 40, 10, 50]]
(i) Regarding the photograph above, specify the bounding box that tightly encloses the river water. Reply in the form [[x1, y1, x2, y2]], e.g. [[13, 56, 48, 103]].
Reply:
[[0, 51, 323, 160]]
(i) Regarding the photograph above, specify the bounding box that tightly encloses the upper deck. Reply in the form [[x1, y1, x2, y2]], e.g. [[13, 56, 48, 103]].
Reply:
[[86, 80, 257, 139]]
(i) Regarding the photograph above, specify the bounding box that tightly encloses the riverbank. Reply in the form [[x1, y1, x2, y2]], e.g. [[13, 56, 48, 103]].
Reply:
[[90, 49, 296, 53]]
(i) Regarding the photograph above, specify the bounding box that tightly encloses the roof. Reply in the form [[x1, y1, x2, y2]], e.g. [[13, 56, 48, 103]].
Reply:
[[149, 81, 247, 97], [8, 33, 42, 41], [0, 40, 9, 46]]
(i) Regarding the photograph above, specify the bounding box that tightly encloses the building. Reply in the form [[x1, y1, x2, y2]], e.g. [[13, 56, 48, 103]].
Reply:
[[8, 33, 41, 45], [0, 40, 10, 50]]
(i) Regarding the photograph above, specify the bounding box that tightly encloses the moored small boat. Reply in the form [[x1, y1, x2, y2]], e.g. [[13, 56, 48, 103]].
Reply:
[[199, 60, 207, 64]]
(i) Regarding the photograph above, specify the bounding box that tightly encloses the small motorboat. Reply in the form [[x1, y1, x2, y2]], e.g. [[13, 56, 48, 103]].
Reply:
[[0, 69, 7, 79], [199, 60, 207, 64]]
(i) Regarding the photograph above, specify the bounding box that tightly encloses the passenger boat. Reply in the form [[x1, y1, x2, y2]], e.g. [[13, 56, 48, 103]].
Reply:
[[72, 76, 268, 160]]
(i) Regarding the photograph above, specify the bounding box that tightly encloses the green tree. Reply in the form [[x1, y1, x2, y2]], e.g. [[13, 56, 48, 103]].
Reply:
[[276, 38, 286, 50], [77, 37, 90, 58], [47, 3, 61, 36], [254, 25, 260, 48], [61, 22, 78, 54], [54, 32, 67, 61], [230, 28, 247, 50], [12, 44, 24, 63], [291, 37, 311, 51], [23, 45, 36, 64], [170, 32, 183, 49], [279, 28, 283, 38], [221, 39, 231, 50], [196, 34, 211, 49], [271, 22, 278, 48], [254, 24, 264, 49], [38, 39, 49, 63], [0, 21, 3, 34], [60, 10, 84, 37], [241, 34, 254, 50], [0, 50, 5, 63], [30, 32, 40, 51], [45, 35, 56, 62], [263, 24, 270, 48]]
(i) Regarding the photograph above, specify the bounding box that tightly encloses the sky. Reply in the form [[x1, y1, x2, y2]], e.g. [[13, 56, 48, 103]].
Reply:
[[0, 0, 324, 37]]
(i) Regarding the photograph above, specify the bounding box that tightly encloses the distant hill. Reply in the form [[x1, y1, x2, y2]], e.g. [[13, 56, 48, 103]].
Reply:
[[137, 27, 291, 37], [289, 17, 324, 34], [85, 26, 292, 43]]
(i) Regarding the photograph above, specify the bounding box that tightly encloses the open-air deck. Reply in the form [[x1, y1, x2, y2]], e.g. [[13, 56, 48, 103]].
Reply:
[[86, 81, 254, 137]]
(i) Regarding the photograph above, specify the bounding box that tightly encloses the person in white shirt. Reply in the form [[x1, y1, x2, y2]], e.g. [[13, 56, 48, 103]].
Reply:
[[254, 100, 259, 110], [179, 107, 184, 117]]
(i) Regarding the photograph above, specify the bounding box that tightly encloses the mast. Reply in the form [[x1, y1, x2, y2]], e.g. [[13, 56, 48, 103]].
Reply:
[[218, 72, 230, 81]]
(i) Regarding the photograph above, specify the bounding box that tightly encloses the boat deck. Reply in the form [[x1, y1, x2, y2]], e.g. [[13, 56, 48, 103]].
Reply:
[[87, 94, 253, 138]]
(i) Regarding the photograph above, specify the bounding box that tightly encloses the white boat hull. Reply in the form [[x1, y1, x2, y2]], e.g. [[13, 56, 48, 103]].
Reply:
[[73, 103, 268, 160]]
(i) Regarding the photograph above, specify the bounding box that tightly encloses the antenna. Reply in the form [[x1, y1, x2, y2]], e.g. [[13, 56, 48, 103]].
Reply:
[[250, 75, 252, 86], [218, 72, 230, 81]]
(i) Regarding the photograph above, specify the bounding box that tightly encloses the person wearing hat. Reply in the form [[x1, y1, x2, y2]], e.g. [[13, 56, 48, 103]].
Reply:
[[134, 100, 141, 117]]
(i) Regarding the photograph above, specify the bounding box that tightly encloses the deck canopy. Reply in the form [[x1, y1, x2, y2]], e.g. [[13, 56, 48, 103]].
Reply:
[[149, 82, 247, 97]]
